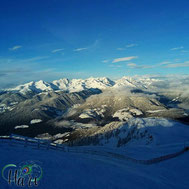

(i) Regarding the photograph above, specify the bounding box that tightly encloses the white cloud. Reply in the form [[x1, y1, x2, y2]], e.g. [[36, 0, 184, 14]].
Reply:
[[112, 56, 138, 63], [117, 44, 138, 51], [126, 44, 138, 48], [52, 48, 64, 53], [159, 61, 171, 65], [102, 60, 109, 63], [9, 45, 22, 51], [174, 59, 181, 62], [109, 64, 123, 68], [181, 50, 189, 53], [170, 46, 184, 51], [117, 48, 126, 51], [165, 61, 189, 68], [127, 63, 137, 67], [127, 63, 155, 69], [74, 47, 88, 52], [73, 40, 99, 52], [18, 56, 49, 63]]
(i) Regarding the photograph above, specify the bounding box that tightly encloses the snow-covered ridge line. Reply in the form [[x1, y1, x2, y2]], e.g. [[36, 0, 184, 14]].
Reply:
[[5, 76, 161, 94], [0, 134, 64, 148]]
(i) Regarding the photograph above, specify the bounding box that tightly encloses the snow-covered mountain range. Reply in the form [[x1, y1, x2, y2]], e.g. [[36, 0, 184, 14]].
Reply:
[[1, 75, 188, 142], [5, 76, 160, 94]]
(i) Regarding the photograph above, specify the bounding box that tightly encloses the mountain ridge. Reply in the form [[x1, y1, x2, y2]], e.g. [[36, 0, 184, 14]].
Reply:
[[5, 76, 160, 94]]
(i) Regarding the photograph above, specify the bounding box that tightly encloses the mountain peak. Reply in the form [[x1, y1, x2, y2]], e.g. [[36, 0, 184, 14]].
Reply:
[[5, 76, 156, 94]]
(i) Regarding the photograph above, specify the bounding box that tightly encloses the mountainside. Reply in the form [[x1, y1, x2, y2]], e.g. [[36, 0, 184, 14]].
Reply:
[[60, 89, 186, 126], [0, 89, 101, 136], [67, 118, 189, 147]]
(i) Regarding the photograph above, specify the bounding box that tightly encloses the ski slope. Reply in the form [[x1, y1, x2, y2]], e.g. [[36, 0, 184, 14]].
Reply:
[[0, 139, 189, 189]]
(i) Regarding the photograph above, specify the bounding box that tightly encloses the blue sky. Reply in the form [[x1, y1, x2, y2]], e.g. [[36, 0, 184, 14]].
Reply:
[[0, 0, 189, 88]]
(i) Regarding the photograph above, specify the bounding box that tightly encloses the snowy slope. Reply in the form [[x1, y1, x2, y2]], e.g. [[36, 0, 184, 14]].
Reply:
[[0, 138, 189, 189], [113, 76, 161, 89], [52, 78, 70, 90], [114, 76, 143, 88], [52, 77, 115, 92], [6, 80, 58, 94], [71, 118, 189, 148]]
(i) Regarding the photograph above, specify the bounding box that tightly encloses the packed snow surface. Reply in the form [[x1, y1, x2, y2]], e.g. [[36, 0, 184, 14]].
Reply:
[[0, 138, 189, 189], [14, 125, 29, 129], [30, 119, 42, 124]]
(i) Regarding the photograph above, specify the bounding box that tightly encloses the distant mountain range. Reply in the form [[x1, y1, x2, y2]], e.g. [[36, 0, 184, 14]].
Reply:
[[5, 76, 161, 94]]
